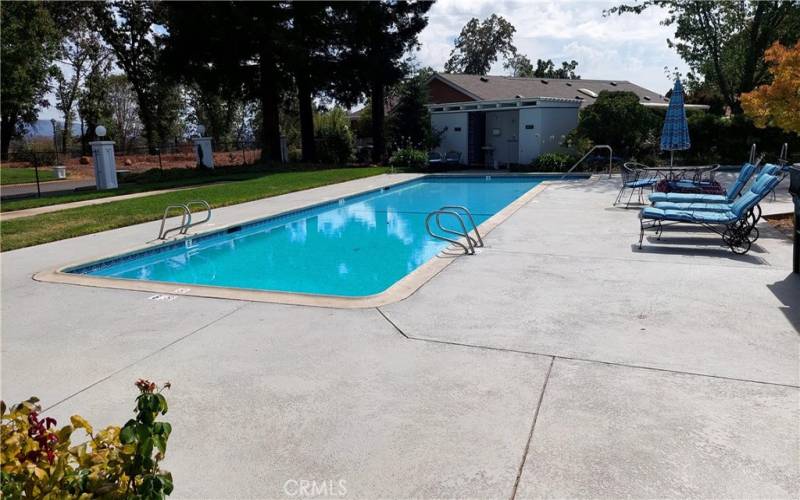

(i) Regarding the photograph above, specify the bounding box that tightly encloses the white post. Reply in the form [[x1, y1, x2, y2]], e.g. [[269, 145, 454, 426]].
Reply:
[[193, 137, 214, 169], [89, 128, 118, 191]]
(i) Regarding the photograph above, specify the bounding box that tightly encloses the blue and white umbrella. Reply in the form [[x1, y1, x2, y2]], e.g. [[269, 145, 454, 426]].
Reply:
[[660, 78, 690, 166]]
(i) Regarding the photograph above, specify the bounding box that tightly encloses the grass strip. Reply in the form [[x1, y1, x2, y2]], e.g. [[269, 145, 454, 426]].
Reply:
[[1, 167, 387, 252]]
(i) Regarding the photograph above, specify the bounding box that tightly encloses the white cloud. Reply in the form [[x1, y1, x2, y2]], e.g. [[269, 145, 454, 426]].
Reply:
[[417, 0, 689, 95]]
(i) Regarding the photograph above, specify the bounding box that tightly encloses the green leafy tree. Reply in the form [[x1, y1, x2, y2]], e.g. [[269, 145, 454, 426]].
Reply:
[[533, 59, 580, 79], [314, 107, 355, 164], [93, 0, 182, 151], [607, 1, 800, 113], [331, 1, 432, 163], [77, 56, 114, 153], [444, 14, 517, 75], [575, 91, 660, 156], [505, 53, 534, 77], [0, 1, 60, 160], [388, 70, 438, 150]]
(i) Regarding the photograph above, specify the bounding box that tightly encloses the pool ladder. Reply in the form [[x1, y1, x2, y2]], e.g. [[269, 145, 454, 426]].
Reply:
[[157, 200, 212, 239], [425, 206, 483, 255]]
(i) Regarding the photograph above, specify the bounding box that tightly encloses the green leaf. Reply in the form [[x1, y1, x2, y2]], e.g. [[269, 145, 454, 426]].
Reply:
[[159, 472, 174, 495], [153, 422, 172, 437], [153, 434, 167, 455], [155, 393, 168, 415], [120, 425, 136, 444], [139, 436, 154, 459]]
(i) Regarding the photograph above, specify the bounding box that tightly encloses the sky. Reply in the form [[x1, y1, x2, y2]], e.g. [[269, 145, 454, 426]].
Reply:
[[416, 0, 689, 94], [40, 0, 689, 121]]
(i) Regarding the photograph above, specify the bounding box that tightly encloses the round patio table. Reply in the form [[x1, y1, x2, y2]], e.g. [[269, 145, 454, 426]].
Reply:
[[640, 164, 717, 180]]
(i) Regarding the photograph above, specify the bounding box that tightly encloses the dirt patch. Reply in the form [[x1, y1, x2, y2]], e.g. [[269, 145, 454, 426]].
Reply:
[[2, 148, 263, 179], [764, 213, 795, 240]]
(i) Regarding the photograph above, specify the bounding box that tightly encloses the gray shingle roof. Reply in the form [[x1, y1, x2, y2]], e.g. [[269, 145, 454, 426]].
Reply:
[[433, 73, 670, 108]]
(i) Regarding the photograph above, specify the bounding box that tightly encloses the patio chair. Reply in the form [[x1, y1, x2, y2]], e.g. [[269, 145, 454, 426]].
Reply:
[[638, 173, 781, 254], [444, 151, 461, 166], [614, 162, 658, 208], [428, 151, 443, 168], [648, 162, 771, 204]]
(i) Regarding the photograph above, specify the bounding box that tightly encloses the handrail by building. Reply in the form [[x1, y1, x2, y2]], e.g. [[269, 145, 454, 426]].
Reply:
[[562, 144, 613, 178]]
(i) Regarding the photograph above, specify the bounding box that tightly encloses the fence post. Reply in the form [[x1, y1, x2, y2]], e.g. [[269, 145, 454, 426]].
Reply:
[[32, 151, 42, 198], [156, 147, 163, 171], [241, 142, 247, 166]]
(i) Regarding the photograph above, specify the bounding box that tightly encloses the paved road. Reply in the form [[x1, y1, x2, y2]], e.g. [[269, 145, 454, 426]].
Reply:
[[1, 178, 96, 198]]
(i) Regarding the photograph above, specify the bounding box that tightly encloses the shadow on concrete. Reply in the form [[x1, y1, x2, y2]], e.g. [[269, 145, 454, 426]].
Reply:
[[631, 243, 769, 265], [767, 273, 800, 334]]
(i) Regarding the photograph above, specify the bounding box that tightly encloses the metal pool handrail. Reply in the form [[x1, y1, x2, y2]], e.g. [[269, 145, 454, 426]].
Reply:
[[181, 200, 212, 234], [562, 144, 613, 179], [439, 205, 483, 248], [425, 210, 475, 255], [158, 205, 191, 240]]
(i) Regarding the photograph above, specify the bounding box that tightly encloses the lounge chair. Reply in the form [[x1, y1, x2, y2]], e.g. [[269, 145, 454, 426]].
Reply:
[[638, 174, 781, 254], [428, 151, 443, 168], [648, 162, 770, 204], [444, 151, 461, 166], [614, 162, 658, 208]]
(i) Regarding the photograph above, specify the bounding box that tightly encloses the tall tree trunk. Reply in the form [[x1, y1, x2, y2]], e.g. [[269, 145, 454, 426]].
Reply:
[[370, 79, 385, 164], [296, 71, 316, 163], [1, 114, 14, 161], [259, 47, 282, 163]]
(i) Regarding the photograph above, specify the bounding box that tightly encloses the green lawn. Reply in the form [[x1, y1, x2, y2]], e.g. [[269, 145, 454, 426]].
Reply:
[[1, 165, 331, 212], [1, 167, 58, 185], [1, 167, 388, 251]]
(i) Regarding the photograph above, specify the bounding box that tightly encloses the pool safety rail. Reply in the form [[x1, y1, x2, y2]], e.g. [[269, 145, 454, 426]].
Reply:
[[425, 205, 484, 255], [157, 200, 212, 239]]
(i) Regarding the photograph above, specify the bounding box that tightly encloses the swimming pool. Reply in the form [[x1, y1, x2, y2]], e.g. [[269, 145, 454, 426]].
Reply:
[[65, 175, 560, 298]]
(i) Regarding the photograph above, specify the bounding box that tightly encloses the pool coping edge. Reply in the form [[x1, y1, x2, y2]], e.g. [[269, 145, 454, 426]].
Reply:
[[33, 175, 568, 309]]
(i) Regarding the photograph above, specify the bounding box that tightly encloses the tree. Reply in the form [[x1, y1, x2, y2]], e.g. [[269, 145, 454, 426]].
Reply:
[[162, 1, 290, 162], [505, 54, 534, 77], [0, 1, 60, 160], [741, 41, 800, 134], [77, 52, 114, 153], [103, 74, 141, 151], [332, 2, 432, 162], [93, 1, 180, 151], [533, 59, 580, 79], [314, 107, 355, 164], [444, 14, 516, 75], [575, 91, 660, 156], [607, 1, 800, 113], [387, 70, 437, 149], [185, 85, 243, 146]]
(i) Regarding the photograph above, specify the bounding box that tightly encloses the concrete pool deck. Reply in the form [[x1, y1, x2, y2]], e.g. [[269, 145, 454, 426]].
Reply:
[[2, 173, 798, 498]]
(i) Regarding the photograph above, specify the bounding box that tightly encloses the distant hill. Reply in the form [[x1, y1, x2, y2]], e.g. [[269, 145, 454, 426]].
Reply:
[[23, 120, 84, 138]]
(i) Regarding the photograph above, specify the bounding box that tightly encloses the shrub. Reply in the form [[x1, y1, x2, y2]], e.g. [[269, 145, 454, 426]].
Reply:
[[314, 107, 355, 164], [1, 379, 173, 498], [389, 147, 428, 170], [575, 91, 660, 157], [530, 152, 578, 172]]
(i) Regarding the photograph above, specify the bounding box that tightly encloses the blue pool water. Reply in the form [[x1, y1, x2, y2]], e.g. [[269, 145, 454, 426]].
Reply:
[[69, 176, 551, 297]]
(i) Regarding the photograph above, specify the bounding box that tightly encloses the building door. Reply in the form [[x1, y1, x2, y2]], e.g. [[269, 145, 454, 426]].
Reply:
[[467, 112, 485, 166]]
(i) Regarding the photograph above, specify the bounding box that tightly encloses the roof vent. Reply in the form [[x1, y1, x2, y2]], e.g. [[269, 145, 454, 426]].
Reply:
[[578, 88, 598, 98], [480, 76, 489, 82], [643, 96, 651, 101], [575, 95, 585, 100], [565, 82, 572, 87], [515, 94, 524, 99], [540, 79, 549, 84], [609, 81, 617, 86]]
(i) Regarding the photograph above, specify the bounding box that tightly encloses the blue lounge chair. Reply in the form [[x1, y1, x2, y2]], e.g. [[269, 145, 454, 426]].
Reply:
[[648, 162, 762, 204], [638, 174, 781, 254], [653, 172, 775, 212], [614, 163, 658, 207]]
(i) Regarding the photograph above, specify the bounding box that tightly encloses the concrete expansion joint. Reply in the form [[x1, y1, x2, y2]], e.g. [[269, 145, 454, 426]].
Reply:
[[41, 303, 249, 413], [510, 356, 555, 500], [371, 315, 800, 390]]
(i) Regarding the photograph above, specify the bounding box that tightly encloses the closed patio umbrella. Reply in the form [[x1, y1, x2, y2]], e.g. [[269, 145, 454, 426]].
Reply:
[[660, 78, 691, 166]]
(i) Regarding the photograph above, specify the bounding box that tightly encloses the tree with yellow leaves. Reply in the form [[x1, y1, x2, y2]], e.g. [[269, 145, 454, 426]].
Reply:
[[741, 41, 800, 134]]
